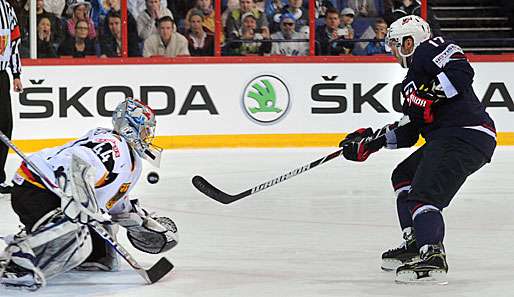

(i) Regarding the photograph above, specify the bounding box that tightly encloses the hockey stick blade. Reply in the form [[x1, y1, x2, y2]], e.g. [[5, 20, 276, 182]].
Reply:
[[143, 257, 174, 284], [192, 149, 337, 204], [192, 175, 246, 204]]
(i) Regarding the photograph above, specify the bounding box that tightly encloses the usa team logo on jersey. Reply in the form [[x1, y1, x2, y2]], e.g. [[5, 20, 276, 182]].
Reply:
[[241, 74, 291, 125]]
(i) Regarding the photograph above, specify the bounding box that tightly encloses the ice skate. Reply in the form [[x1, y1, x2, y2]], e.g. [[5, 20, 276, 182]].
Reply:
[[395, 243, 448, 285], [381, 227, 419, 271], [0, 182, 12, 194]]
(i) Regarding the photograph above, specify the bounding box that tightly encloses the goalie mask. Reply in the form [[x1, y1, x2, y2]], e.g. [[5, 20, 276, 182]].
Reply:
[[112, 98, 162, 167], [385, 15, 431, 68]]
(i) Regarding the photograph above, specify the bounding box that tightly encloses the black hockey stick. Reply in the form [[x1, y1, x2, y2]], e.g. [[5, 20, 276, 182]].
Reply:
[[192, 146, 348, 204], [192, 116, 413, 204], [0, 132, 173, 284]]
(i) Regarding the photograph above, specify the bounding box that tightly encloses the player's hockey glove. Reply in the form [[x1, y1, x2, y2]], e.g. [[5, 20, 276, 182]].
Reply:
[[340, 128, 386, 162], [339, 128, 374, 147], [402, 86, 437, 125], [425, 78, 446, 101], [111, 200, 178, 254]]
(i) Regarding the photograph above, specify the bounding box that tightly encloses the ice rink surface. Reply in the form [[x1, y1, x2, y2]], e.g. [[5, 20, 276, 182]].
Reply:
[[0, 147, 513, 297]]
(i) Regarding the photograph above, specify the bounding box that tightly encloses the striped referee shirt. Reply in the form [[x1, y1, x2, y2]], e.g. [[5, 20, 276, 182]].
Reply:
[[0, 0, 21, 78]]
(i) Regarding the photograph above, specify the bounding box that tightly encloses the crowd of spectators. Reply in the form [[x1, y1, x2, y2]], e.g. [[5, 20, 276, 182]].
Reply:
[[10, 0, 433, 58]]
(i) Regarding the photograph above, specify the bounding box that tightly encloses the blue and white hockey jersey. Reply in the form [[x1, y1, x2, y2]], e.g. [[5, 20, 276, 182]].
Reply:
[[392, 36, 496, 160]]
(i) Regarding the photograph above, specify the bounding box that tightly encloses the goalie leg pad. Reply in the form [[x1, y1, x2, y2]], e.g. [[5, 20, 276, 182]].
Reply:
[[0, 240, 46, 291], [127, 217, 178, 254], [77, 224, 120, 272], [1, 211, 92, 290]]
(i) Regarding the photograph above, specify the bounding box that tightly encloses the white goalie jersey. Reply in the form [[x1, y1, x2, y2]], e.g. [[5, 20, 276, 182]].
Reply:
[[12, 128, 143, 215]]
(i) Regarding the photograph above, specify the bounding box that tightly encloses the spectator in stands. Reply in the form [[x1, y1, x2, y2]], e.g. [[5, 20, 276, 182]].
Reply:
[[143, 16, 190, 57], [167, 0, 191, 22], [184, 0, 215, 33], [382, 0, 395, 25], [340, 7, 355, 38], [33, 16, 59, 58], [365, 18, 387, 55], [392, 0, 419, 20], [65, 0, 96, 39], [58, 19, 97, 57], [272, 0, 308, 32], [315, 0, 334, 19], [265, 0, 284, 24], [88, 0, 106, 28], [100, 11, 141, 57], [100, 0, 139, 46], [137, 0, 174, 41], [225, 0, 269, 39], [255, 0, 265, 12], [186, 9, 214, 56], [226, 12, 271, 55], [346, 0, 377, 17], [221, 0, 238, 26], [270, 12, 308, 56], [20, 0, 63, 54], [129, 0, 167, 20], [315, 7, 353, 55], [42, 0, 65, 17], [392, 0, 441, 35]]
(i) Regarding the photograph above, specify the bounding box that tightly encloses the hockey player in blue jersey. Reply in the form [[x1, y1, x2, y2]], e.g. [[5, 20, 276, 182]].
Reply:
[[339, 15, 496, 284]]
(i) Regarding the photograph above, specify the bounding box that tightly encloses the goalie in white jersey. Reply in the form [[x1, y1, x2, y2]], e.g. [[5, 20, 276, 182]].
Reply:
[[0, 98, 178, 290]]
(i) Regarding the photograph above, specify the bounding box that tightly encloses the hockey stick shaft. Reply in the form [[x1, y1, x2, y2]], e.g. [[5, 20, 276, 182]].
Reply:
[[0, 132, 172, 284], [192, 146, 345, 204], [193, 116, 413, 204]]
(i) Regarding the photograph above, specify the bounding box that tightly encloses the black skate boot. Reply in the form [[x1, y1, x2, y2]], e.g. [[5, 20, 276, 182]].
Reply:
[[381, 227, 419, 271], [0, 183, 12, 194], [395, 243, 448, 285]]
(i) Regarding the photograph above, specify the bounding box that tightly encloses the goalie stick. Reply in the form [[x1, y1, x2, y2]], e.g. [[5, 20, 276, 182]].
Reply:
[[0, 131, 173, 285], [193, 116, 413, 204]]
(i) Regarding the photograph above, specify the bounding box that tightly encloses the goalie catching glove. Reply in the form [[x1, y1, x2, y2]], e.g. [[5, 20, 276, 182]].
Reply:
[[111, 200, 178, 254]]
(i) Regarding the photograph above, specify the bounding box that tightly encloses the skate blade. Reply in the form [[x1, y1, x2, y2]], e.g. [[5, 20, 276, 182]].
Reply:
[[381, 256, 420, 272], [395, 270, 448, 285], [381, 259, 402, 271]]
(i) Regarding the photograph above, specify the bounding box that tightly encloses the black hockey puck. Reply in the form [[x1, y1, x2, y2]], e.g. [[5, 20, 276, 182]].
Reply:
[[147, 171, 160, 184]]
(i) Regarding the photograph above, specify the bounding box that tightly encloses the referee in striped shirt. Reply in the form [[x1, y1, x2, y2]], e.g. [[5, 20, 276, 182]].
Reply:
[[0, 0, 22, 194]]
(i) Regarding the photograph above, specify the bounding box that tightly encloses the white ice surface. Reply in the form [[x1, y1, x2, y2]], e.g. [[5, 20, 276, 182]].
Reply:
[[0, 147, 513, 297]]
